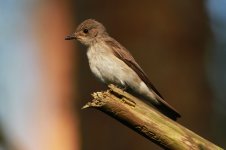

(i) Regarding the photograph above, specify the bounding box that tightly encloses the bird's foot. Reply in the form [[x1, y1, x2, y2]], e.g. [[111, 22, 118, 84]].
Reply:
[[114, 85, 127, 91]]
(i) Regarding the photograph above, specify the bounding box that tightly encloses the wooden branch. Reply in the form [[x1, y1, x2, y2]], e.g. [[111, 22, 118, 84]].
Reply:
[[82, 84, 223, 150]]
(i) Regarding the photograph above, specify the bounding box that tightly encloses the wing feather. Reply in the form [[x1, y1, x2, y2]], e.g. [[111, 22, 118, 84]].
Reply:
[[105, 38, 164, 99], [104, 38, 181, 120]]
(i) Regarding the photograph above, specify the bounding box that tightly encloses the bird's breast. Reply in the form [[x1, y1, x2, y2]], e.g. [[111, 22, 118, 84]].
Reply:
[[86, 42, 155, 101], [87, 43, 131, 85]]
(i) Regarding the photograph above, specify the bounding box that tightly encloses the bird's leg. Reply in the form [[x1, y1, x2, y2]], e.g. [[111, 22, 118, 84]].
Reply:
[[107, 84, 128, 93], [108, 84, 136, 107], [114, 84, 127, 91], [119, 85, 127, 91]]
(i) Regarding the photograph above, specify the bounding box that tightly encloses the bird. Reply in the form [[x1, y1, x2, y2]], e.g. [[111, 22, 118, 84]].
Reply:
[[65, 19, 181, 120]]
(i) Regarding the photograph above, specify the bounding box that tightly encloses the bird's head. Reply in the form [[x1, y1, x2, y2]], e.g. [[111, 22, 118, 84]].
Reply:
[[65, 19, 107, 46]]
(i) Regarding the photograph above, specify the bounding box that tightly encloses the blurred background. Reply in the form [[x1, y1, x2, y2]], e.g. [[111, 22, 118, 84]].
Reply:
[[0, 0, 225, 149]]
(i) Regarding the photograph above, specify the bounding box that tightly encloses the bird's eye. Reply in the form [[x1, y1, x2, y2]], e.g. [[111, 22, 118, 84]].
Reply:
[[83, 29, 88, 33]]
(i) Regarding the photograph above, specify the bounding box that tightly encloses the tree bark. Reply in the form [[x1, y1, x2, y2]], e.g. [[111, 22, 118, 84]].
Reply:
[[82, 84, 222, 150]]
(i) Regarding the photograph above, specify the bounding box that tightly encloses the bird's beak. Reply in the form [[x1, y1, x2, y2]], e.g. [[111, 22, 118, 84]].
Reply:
[[65, 33, 76, 40]]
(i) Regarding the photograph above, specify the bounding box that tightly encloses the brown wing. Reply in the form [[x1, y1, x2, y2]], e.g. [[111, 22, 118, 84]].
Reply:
[[105, 38, 181, 120], [105, 38, 164, 99]]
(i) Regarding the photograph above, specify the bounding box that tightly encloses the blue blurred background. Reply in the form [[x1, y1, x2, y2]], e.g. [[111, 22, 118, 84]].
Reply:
[[0, 0, 225, 149]]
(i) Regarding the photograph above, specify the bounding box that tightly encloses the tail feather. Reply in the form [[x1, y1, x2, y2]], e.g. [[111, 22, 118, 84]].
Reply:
[[126, 87, 181, 121], [154, 95, 181, 121]]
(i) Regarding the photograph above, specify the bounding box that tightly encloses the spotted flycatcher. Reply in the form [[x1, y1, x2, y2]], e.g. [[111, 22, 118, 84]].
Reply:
[[65, 19, 181, 120]]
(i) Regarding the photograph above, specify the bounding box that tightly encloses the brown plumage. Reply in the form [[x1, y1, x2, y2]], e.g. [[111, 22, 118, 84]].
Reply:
[[65, 19, 181, 120]]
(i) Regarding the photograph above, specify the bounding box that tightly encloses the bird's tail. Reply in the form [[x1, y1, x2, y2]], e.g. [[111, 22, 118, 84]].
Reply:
[[153, 95, 181, 121], [126, 88, 181, 120]]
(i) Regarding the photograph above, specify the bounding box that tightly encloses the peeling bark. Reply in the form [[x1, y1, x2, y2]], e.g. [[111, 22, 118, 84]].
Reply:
[[82, 84, 223, 150]]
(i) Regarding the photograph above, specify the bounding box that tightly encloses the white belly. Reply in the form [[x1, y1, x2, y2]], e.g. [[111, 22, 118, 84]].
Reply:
[[87, 45, 128, 85], [86, 42, 156, 100]]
